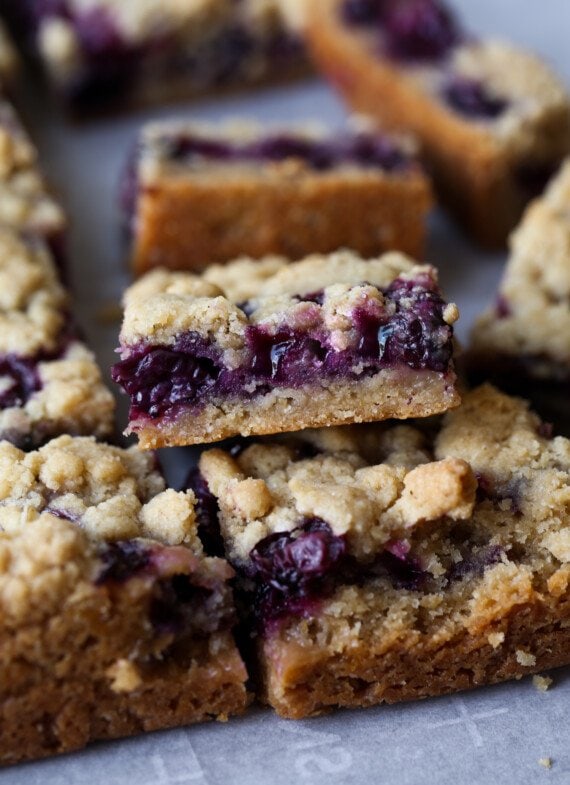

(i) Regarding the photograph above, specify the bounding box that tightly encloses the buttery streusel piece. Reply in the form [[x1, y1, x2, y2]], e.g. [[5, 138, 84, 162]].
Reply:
[[112, 251, 460, 448], [3, 0, 305, 112], [122, 118, 432, 274], [195, 385, 570, 718], [0, 435, 248, 765], [0, 227, 114, 447], [469, 160, 570, 390], [302, 0, 570, 246]]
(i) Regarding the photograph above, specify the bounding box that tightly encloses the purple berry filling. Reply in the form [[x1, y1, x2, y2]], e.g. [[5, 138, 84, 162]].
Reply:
[[443, 77, 508, 120], [149, 576, 232, 637], [0, 326, 76, 413], [342, 0, 386, 25], [112, 274, 455, 423], [446, 544, 504, 582], [384, 0, 460, 62], [0, 356, 42, 410], [95, 539, 234, 637], [248, 519, 348, 624], [187, 468, 225, 557], [495, 296, 511, 319], [341, 0, 462, 63], [95, 541, 152, 585], [154, 130, 412, 174]]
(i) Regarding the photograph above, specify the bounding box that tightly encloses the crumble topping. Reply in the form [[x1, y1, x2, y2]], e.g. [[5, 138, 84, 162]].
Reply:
[[201, 385, 570, 578], [0, 435, 202, 552], [0, 342, 115, 445], [0, 228, 67, 356], [0, 102, 65, 238], [120, 251, 457, 359], [449, 41, 570, 159], [533, 675, 553, 692], [471, 161, 570, 371]]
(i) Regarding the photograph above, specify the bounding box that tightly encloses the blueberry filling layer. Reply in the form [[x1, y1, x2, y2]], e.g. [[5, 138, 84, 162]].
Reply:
[[154, 130, 412, 173], [246, 523, 503, 628], [95, 540, 235, 637], [112, 275, 455, 422], [342, 0, 463, 63], [0, 331, 75, 412], [443, 77, 508, 120]]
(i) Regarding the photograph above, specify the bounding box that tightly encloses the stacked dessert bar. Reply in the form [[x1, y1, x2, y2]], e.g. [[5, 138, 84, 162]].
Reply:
[[0, 0, 306, 112]]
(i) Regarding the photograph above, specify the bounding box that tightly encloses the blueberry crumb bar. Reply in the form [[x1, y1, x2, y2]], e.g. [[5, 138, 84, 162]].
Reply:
[[196, 385, 570, 718], [112, 251, 460, 449], [303, 0, 570, 247], [468, 159, 570, 425], [0, 435, 248, 765], [3, 0, 305, 112], [0, 227, 114, 448], [122, 119, 432, 274]]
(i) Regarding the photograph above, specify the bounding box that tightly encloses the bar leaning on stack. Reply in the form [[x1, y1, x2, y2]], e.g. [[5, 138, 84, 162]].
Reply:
[[112, 250, 460, 448]]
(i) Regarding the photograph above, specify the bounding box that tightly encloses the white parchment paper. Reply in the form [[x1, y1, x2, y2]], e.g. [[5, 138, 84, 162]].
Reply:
[[3, 1, 569, 782]]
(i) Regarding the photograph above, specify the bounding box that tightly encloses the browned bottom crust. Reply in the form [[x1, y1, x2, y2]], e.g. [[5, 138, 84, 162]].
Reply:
[[259, 593, 570, 719], [132, 169, 431, 274], [304, 2, 553, 248], [128, 368, 460, 449], [0, 582, 249, 766]]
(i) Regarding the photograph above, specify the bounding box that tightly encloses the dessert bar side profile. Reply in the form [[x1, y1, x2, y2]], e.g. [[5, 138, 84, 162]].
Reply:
[[112, 251, 460, 448], [469, 159, 570, 385]]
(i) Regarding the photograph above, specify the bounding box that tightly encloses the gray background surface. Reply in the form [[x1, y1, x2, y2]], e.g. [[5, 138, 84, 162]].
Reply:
[[3, 1, 570, 782]]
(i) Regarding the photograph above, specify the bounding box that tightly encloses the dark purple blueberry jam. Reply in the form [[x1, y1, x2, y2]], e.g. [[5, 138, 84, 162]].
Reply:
[[443, 77, 508, 119], [149, 576, 231, 636], [342, 0, 386, 25], [112, 274, 455, 423], [157, 130, 411, 174], [186, 469, 225, 557], [538, 421, 554, 439], [495, 296, 511, 319], [0, 324, 76, 416], [446, 544, 504, 582], [0, 356, 42, 409], [383, 0, 461, 62], [95, 541, 151, 585], [248, 519, 347, 623]]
